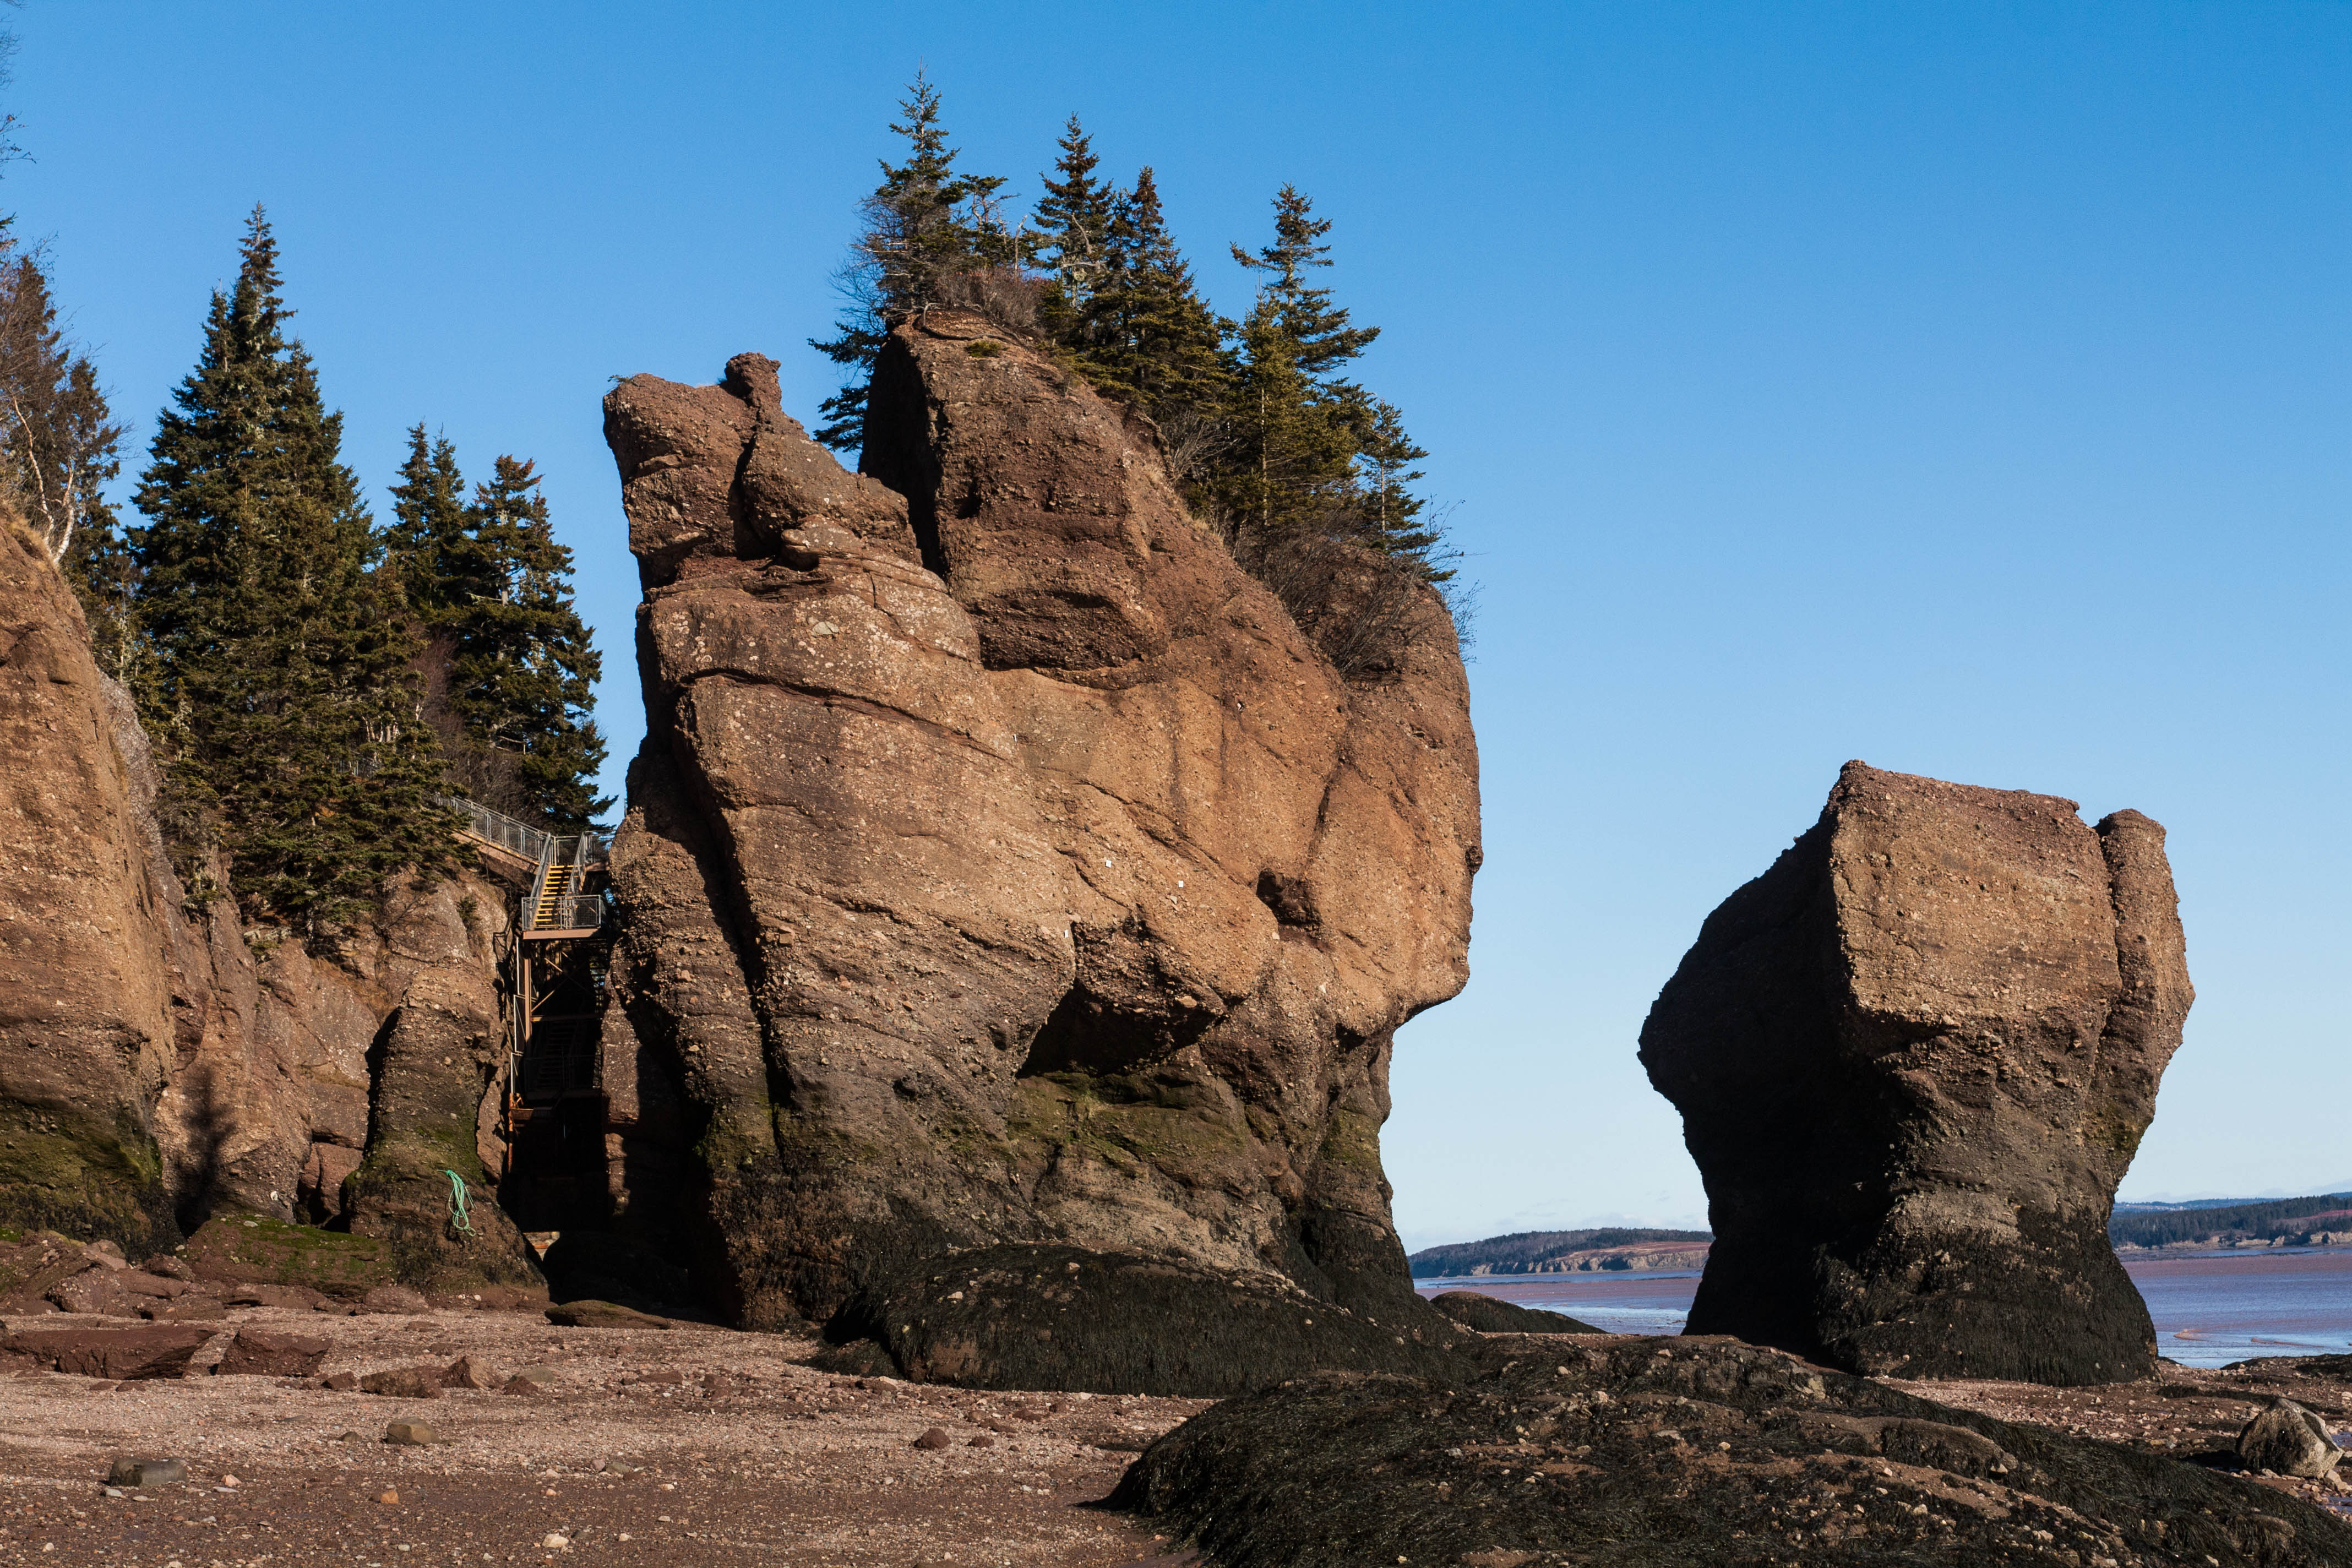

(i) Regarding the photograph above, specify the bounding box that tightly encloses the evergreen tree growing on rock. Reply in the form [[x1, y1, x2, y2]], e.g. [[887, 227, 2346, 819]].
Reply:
[[810, 72, 1017, 453], [384, 423, 479, 616], [0, 224, 135, 671], [442, 455, 608, 831], [130, 207, 450, 933]]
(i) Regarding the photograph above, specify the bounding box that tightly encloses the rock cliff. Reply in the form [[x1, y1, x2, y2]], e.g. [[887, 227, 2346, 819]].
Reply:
[[1640, 760, 2192, 1385], [597, 312, 1480, 1385], [0, 511, 536, 1287]]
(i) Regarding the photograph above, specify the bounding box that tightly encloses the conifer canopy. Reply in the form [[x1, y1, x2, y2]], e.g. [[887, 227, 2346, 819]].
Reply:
[[130, 208, 453, 934]]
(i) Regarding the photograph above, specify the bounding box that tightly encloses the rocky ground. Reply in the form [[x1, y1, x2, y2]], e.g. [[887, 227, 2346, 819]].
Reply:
[[0, 1302, 1202, 1567], [1893, 1356, 2352, 1523]]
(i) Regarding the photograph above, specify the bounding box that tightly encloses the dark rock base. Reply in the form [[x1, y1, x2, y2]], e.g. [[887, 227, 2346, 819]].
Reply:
[[1428, 1289, 1601, 1335], [821, 1244, 1473, 1397], [1112, 1335, 2352, 1567]]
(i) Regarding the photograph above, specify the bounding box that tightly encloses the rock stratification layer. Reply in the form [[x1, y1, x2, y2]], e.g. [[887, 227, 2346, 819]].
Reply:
[[598, 313, 1479, 1383], [1639, 761, 2191, 1386]]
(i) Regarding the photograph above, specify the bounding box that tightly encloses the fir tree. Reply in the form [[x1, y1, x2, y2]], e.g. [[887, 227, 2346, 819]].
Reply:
[[1077, 168, 1232, 431], [1218, 295, 1356, 538], [384, 423, 478, 616], [1355, 398, 1450, 579], [130, 207, 450, 934], [809, 72, 1014, 451], [1229, 186, 1379, 380], [1032, 115, 1112, 344], [0, 225, 135, 674], [444, 456, 609, 831]]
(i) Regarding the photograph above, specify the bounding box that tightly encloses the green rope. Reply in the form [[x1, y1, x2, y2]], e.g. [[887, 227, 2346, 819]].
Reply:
[[444, 1168, 475, 1238]]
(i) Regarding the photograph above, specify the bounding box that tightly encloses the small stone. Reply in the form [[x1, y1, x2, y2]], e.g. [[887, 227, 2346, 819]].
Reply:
[[968, 1435, 994, 1447], [384, 1421, 436, 1446], [377, 1488, 399, 1505], [912, 1427, 951, 1450], [542, 1533, 570, 1549], [361, 1284, 430, 1315], [323, 1373, 358, 1391], [219, 1474, 238, 1487]]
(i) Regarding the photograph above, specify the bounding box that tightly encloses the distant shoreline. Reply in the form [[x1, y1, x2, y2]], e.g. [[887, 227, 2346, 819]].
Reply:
[[1414, 1238, 2352, 1282]]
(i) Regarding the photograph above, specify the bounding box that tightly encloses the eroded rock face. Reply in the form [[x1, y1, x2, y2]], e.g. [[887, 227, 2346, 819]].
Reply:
[[1640, 761, 2192, 1386], [0, 514, 537, 1284], [598, 314, 1479, 1380], [0, 517, 183, 1247]]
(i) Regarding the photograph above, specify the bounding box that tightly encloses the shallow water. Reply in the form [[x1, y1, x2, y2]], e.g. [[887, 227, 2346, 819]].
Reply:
[[1418, 1246, 2352, 1368]]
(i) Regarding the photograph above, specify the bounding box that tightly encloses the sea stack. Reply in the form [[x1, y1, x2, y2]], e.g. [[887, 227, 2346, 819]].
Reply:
[[596, 313, 1480, 1390], [1639, 761, 2191, 1385]]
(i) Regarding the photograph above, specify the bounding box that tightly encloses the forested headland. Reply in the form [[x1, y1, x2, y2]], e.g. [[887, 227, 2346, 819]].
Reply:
[[2, 68, 1463, 944]]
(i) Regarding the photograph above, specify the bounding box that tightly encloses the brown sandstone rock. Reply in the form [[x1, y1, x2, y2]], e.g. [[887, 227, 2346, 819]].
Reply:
[[2, 1322, 211, 1379], [597, 320, 1478, 1388], [213, 1328, 331, 1377], [0, 518, 181, 1248], [1640, 761, 2192, 1385], [358, 1364, 443, 1398]]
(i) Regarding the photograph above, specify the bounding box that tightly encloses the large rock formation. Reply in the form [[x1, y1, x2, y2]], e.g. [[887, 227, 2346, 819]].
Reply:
[[597, 311, 1480, 1385], [0, 511, 536, 1288], [1640, 761, 2192, 1385]]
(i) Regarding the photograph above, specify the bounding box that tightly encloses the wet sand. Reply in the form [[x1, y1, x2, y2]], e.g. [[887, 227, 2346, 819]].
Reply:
[[0, 1305, 1200, 1566]]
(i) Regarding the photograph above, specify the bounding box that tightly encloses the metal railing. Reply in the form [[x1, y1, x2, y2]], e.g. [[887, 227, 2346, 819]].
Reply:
[[442, 795, 555, 865]]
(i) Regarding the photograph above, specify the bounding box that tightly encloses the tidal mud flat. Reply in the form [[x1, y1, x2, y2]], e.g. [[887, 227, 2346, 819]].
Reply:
[[0, 1305, 1201, 1567]]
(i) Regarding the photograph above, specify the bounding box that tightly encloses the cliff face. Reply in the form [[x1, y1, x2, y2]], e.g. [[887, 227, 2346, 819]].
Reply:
[[0, 516, 183, 1246], [1640, 760, 2192, 1386], [0, 514, 535, 1284], [599, 313, 1480, 1381]]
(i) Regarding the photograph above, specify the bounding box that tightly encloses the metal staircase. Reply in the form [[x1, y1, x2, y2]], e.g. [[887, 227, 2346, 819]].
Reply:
[[440, 794, 615, 1228]]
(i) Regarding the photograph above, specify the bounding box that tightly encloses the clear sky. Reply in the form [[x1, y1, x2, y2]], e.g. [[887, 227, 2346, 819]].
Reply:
[[7, 2, 2344, 1251]]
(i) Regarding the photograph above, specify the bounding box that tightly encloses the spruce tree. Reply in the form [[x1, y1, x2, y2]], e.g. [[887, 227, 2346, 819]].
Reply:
[[445, 456, 609, 831], [384, 423, 477, 616], [809, 72, 1013, 451], [130, 208, 450, 933], [1230, 186, 1379, 380], [1355, 398, 1450, 578], [1031, 115, 1112, 345], [1077, 168, 1232, 431], [1218, 295, 1355, 538]]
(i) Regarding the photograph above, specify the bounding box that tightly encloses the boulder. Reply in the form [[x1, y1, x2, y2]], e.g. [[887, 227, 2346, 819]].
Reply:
[[597, 321, 1478, 1389], [821, 1244, 1468, 1396], [2240, 1399, 2342, 1479], [359, 1283, 429, 1315], [439, 1354, 496, 1390], [358, 1364, 443, 1398], [46, 1267, 141, 1317], [213, 1329, 330, 1377], [182, 1216, 395, 1300], [1427, 1290, 1600, 1335], [1639, 762, 2191, 1385], [106, 1457, 186, 1488], [545, 1299, 671, 1331], [1113, 1335, 2351, 1567], [3, 1324, 212, 1379]]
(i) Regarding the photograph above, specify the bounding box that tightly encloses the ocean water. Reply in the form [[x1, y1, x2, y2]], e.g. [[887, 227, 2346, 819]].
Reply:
[[1418, 1246, 2352, 1369]]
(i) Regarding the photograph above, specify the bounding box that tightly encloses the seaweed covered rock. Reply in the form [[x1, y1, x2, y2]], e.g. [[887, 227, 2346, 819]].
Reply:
[[597, 323, 1478, 1386], [1639, 761, 2191, 1385], [822, 1244, 1471, 1395], [1427, 1289, 1600, 1335], [1113, 1335, 2352, 1567]]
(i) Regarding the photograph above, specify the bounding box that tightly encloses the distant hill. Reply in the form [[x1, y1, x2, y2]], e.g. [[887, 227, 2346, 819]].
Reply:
[[1408, 1227, 1711, 1278], [2109, 1193, 2352, 1250]]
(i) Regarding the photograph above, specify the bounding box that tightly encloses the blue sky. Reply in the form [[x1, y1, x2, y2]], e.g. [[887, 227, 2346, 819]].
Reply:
[[8, 2, 2345, 1249]]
